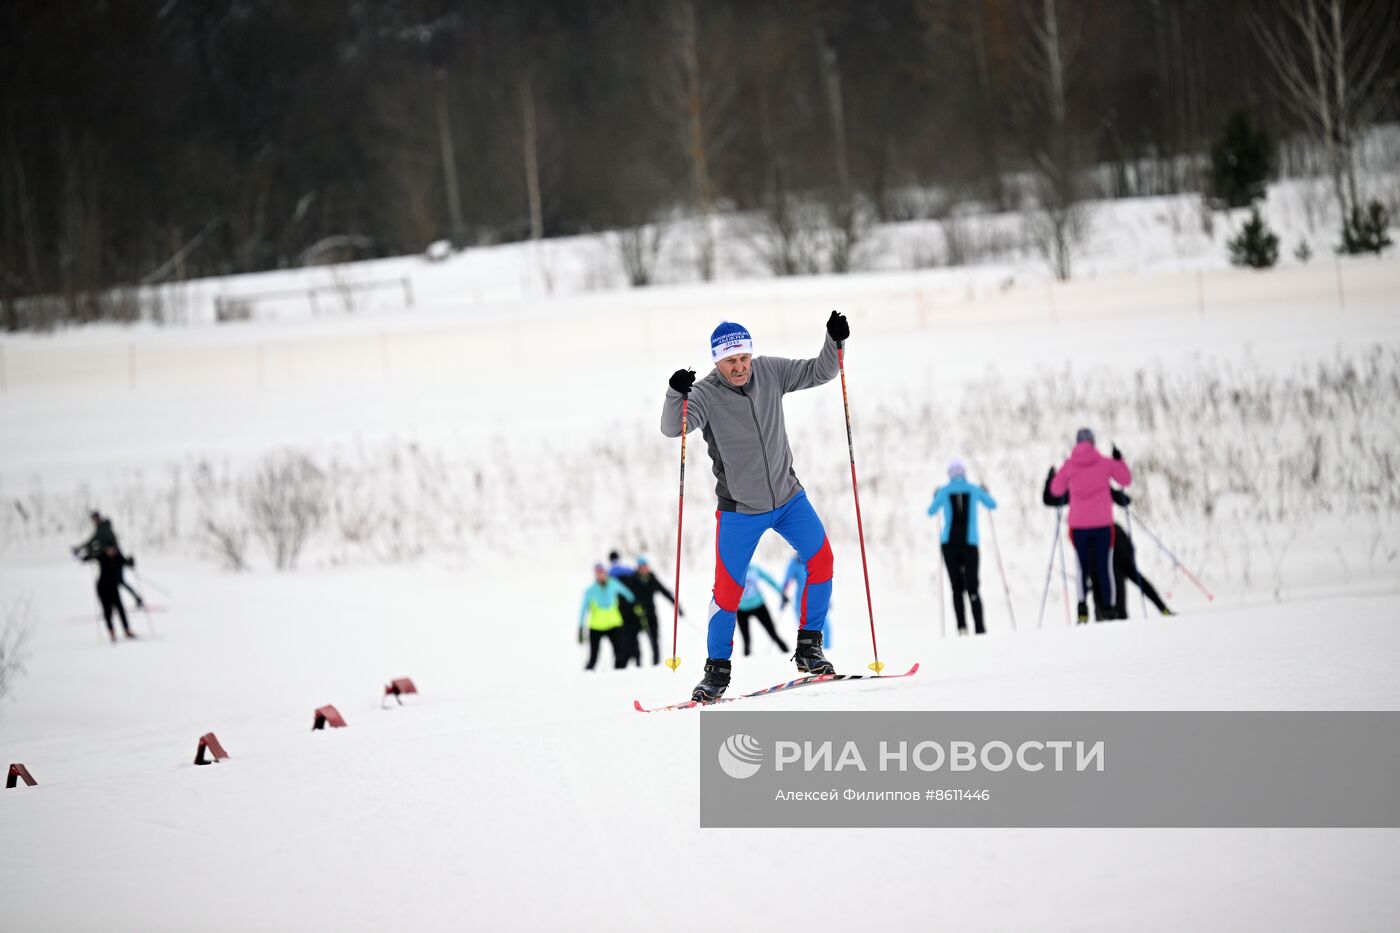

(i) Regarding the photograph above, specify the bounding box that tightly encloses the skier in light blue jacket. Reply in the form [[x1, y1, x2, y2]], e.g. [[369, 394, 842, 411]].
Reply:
[[579, 564, 636, 670], [927, 458, 998, 635], [736, 565, 789, 656]]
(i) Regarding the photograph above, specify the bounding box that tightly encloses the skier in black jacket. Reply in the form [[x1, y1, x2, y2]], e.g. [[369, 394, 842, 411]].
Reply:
[[607, 551, 644, 667], [84, 545, 138, 641], [1042, 470, 1172, 619], [628, 556, 681, 666], [73, 511, 145, 609]]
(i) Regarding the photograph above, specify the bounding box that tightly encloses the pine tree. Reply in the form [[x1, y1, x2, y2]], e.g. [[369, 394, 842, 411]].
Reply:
[[1227, 208, 1279, 269], [1337, 201, 1393, 256], [1208, 111, 1275, 209]]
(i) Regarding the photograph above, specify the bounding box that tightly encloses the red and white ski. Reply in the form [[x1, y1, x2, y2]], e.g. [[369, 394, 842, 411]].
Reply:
[[633, 662, 919, 713]]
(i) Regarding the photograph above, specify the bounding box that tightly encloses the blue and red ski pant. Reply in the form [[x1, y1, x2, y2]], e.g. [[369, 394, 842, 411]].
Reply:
[[708, 491, 832, 659]]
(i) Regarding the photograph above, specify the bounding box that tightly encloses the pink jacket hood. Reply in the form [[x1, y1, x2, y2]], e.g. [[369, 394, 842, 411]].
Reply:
[[1049, 442, 1132, 529]]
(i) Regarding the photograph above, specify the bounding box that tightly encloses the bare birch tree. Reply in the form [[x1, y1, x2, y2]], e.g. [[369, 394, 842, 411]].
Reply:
[[652, 0, 744, 280], [1251, 0, 1399, 220], [1024, 0, 1087, 281]]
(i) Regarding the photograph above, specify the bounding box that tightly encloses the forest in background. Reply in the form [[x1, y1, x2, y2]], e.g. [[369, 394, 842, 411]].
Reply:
[[2, 0, 1396, 321]]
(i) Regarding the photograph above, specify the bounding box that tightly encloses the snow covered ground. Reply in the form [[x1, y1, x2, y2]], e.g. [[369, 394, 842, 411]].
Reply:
[[2, 559, 1398, 931], [1, 223, 1399, 929]]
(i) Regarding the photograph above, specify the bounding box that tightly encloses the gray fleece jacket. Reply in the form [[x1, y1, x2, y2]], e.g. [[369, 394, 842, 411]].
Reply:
[[660, 334, 840, 514]]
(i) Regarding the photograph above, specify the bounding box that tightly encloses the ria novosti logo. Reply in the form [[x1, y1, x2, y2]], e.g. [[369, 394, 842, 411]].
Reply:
[[718, 733, 764, 779]]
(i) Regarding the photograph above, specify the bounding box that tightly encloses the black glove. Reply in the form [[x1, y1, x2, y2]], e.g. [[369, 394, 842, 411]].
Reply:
[[669, 368, 696, 395], [1111, 445, 1123, 461], [1046, 466, 1056, 481], [826, 310, 849, 343], [125, 553, 136, 568], [71, 546, 81, 558], [577, 627, 585, 645], [1111, 488, 1132, 508], [781, 595, 791, 609]]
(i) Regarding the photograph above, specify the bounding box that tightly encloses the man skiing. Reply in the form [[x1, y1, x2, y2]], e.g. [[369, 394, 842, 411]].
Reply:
[[1048, 429, 1132, 622], [661, 312, 847, 702], [629, 556, 681, 666], [579, 563, 636, 671], [927, 458, 998, 635]]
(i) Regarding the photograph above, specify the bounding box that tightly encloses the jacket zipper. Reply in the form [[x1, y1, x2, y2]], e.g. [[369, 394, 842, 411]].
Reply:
[[743, 387, 778, 510]]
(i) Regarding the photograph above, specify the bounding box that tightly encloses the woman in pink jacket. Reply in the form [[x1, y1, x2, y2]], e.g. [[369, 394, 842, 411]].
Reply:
[[1049, 428, 1132, 622]]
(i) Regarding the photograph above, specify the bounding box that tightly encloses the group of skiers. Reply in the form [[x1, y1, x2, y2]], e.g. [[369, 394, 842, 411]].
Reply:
[[928, 430, 1173, 635], [71, 510, 146, 643], [577, 552, 680, 670], [578, 550, 821, 672], [620, 312, 1177, 702]]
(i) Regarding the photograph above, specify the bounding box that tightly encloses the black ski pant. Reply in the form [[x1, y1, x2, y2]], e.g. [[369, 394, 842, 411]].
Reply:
[[735, 604, 789, 655], [941, 543, 985, 634], [639, 608, 662, 665], [619, 615, 644, 668], [97, 582, 132, 638], [1071, 526, 1115, 622], [615, 599, 643, 667], [585, 628, 628, 670], [120, 578, 144, 606]]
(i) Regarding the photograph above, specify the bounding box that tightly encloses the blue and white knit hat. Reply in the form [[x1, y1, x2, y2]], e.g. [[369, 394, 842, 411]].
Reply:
[[711, 321, 753, 362]]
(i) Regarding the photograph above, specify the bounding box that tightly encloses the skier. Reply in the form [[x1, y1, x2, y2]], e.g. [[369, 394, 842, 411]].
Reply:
[[73, 510, 118, 558], [1108, 498, 1174, 619], [662, 313, 847, 702], [83, 545, 138, 642], [1042, 466, 1097, 621], [927, 458, 998, 635], [1048, 429, 1132, 623], [628, 556, 681, 666], [1042, 471, 1172, 619], [607, 551, 643, 667], [579, 563, 636, 671], [73, 510, 145, 608], [735, 564, 790, 656]]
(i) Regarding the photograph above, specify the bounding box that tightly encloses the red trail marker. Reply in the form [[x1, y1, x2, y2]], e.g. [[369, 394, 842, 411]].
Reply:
[[194, 733, 230, 766], [313, 705, 348, 730]]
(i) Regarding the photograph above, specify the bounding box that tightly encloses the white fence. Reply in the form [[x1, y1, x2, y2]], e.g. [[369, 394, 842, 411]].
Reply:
[[0, 258, 1393, 395]]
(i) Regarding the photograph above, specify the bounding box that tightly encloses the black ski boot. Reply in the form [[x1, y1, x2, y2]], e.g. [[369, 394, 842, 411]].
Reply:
[[691, 658, 732, 703], [793, 629, 835, 675]]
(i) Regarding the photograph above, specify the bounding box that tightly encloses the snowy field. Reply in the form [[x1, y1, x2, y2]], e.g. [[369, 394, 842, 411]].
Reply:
[[2, 240, 1399, 930]]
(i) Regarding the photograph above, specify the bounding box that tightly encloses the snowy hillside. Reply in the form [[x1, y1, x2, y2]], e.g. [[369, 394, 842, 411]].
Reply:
[[1, 209, 1399, 929]]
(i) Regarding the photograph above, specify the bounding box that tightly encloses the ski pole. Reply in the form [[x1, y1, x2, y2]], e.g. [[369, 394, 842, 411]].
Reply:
[[665, 396, 689, 671], [986, 511, 1016, 631], [132, 569, 172, 598], [934, 516, 946, 639], [1036, 508, 1061, 629], [1058, 513, 1072, 625], [837, 340, 883, 674], [137, 597, 156, 636], [1128, 512, 1215, 601], [1123, 505, 1149, 620]]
